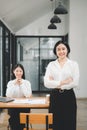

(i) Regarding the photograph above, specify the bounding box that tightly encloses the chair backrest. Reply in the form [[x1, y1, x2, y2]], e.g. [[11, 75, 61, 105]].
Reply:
[[20, 113, 53, 130]]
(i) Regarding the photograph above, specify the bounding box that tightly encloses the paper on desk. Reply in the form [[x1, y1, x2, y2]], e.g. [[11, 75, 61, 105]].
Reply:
[[28, 99, 46, 104], [13, 99, 46, 104], [13, 99, 29, 103]]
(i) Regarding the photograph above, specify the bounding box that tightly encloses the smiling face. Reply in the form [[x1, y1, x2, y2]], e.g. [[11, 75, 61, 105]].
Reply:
[[13, 67, 23, 79], [56, 43, 68, 60]]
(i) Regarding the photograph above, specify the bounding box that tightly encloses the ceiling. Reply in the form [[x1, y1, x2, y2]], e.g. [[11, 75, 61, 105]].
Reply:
[[0, 0, 64, 33]]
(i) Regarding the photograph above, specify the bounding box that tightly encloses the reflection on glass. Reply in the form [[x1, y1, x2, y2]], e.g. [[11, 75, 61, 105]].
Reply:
[[17, 38, 39, 91], [17, 37, 62, 92]]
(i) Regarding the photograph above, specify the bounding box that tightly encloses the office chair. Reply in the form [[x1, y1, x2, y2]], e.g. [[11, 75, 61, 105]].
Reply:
[[20, 113, 53, 130]]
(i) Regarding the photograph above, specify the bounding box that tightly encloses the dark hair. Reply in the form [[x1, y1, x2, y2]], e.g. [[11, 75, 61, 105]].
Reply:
[[12, 64, 25, 79], [53, 40, 70, 57]]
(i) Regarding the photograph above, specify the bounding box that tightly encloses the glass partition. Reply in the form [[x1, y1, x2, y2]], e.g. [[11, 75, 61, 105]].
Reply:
[[0, 27, 3, 96], [17, 37, 39, 91], [16, 36, 67, 93], [0, 21, 14, 96]]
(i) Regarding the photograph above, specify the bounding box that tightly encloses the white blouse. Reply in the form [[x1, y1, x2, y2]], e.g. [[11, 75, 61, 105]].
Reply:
[[44, 58, 80, 90], [6, 79, 32, 98]]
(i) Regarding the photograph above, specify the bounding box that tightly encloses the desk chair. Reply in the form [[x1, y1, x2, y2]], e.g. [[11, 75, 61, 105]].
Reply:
[[20, 113, 53, 130]]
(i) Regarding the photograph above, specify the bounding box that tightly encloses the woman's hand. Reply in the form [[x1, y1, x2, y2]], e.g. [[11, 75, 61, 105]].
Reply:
[[14, 79, 22, 85], [61, 77, 73, 86], [49, 76, 54, 80]]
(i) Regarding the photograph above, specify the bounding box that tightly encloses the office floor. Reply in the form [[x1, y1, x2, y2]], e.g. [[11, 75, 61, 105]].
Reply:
[[0, 99, 87, 130]]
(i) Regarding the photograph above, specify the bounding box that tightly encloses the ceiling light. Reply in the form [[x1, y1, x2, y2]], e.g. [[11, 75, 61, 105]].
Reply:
[[50, 15, 61, 23], [54, 2, 68, 14], [48, 23, 57, 29]]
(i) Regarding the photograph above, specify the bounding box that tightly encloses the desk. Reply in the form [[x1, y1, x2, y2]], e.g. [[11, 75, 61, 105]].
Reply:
[[0, 97, 49, 109]]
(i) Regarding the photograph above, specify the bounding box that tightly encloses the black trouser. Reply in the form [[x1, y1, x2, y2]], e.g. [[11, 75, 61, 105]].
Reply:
[[8, 108, 30, 130], [49, 89, 77, 130], [0, 108, 3, 113]]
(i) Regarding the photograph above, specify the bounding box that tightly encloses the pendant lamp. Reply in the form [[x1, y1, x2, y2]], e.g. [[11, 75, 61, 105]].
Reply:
[[54, 2, 68, 14], [50, 15, 61, 23], [48, 23, 57, 29]]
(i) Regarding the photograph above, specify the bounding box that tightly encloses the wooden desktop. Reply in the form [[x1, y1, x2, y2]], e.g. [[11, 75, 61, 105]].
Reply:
[[0, 97, 49, 109]]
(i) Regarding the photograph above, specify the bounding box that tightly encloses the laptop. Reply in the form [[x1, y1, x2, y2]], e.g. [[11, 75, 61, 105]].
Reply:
[[0, 97, 14, 103]]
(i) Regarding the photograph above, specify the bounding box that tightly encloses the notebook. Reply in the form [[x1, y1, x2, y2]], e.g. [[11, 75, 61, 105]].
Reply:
[[0, 97, 14, 103]]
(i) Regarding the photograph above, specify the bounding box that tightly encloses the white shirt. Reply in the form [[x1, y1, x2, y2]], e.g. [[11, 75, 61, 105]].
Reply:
[[6, 79, 32, 98], [44, 58, 80, 90]]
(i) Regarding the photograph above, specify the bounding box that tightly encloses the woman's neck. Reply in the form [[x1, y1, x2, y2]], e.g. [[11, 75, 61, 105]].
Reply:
[[58, 57, 67, 63]]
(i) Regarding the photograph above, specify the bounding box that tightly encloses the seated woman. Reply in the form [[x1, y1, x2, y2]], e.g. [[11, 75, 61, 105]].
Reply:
[[6, 64, 32, 130]]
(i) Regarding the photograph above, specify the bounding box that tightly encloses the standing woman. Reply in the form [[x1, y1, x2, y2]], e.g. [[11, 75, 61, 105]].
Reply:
[[6, 64, 32, 130], [44, 41, 80, 130]]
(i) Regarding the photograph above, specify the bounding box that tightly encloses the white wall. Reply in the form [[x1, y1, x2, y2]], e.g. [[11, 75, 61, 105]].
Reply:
[[69, 0, 87, 98], [16, 0, 87, 98]]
